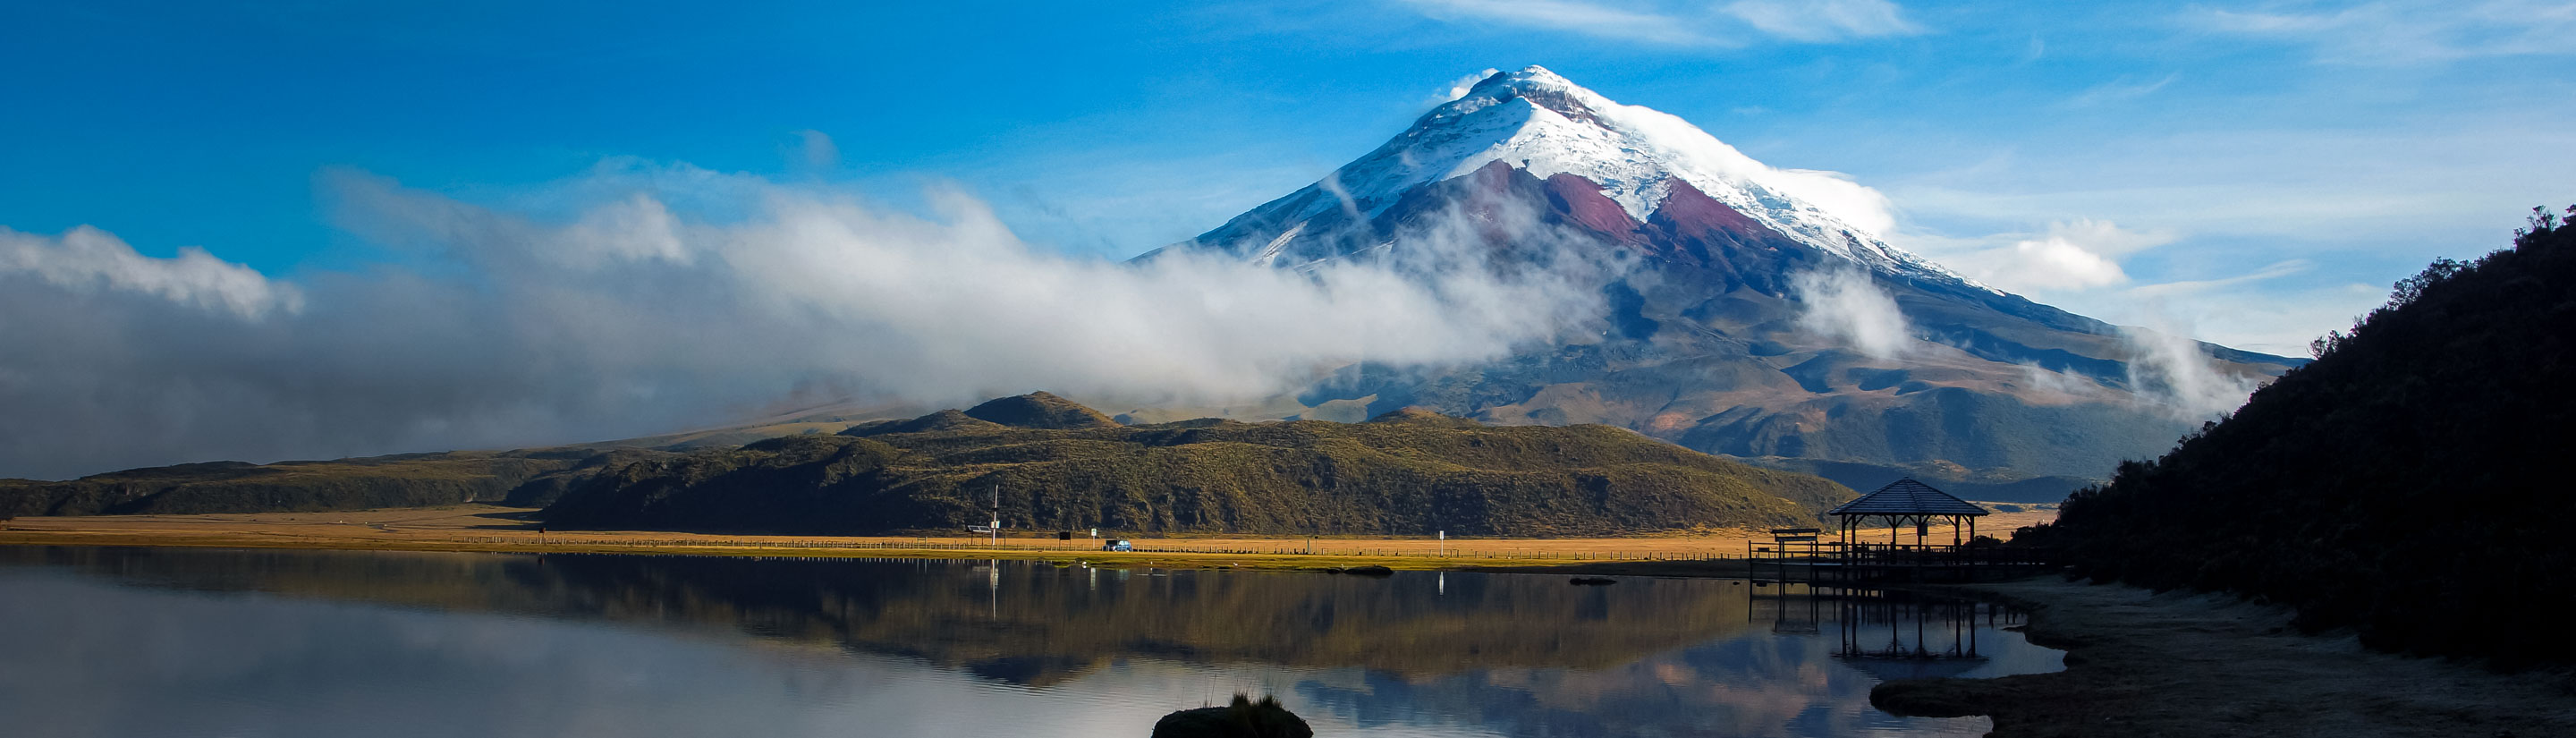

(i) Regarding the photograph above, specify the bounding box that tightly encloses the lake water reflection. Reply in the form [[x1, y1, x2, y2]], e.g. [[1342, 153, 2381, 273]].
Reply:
[[0, 547, 2060, 737]]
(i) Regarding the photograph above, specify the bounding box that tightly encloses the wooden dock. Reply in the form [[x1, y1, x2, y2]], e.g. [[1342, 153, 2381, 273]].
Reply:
[[1746, 528, 2051, 585], [1748, 479, 2055, 585]]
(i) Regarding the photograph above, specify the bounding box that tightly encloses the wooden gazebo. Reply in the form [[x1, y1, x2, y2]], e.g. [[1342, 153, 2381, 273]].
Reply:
[[1827, 478, 1989, 547]]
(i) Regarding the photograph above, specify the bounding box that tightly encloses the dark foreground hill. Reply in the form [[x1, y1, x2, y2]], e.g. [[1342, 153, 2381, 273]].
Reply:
[[542, 398, 1853, 536], [2035, 208, 2576, 665]]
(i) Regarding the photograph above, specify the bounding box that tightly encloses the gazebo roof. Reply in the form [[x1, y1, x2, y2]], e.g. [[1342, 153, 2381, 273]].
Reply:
[[1827, 478, 1988, 517]]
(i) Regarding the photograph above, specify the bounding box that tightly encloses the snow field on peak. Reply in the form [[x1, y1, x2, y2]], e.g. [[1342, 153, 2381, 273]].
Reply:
[[1346, 70, 1939, 271], [1198, 66, 1991, 292]]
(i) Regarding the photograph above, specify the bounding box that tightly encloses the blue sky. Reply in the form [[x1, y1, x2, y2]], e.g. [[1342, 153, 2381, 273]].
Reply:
[[5, 0, 2572, 354]]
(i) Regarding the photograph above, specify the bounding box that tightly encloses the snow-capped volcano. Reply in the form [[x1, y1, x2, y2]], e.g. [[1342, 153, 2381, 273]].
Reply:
[[1146, 65, 2301, 499], [1169, 65, 1970, 286]]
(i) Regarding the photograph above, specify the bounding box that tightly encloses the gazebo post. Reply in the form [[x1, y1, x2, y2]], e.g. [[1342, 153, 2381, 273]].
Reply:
[[1966, 515, 1979, 579]]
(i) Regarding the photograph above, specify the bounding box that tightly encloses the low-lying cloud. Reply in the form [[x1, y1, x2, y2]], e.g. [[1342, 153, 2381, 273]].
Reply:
[[1789, 267, 1913, 360], [0, 165, 1610, 479], [2120, 323, 2264, 420]]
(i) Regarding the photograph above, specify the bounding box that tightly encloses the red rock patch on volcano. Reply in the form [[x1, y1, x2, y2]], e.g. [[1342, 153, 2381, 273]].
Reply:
[[1541, 173, 1642, 239], [1650, 178, 1768, 237]]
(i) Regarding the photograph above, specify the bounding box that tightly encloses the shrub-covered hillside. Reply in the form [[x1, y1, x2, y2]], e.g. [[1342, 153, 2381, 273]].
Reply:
[[542, 397, 1855, 536], [2038, 207, 2576, 664], [0, 449, 674, 517]]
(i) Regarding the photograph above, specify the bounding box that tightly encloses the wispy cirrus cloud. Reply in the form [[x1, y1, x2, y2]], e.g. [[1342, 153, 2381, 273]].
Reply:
[[2190, 0, 2576, 64], [1398, 0, 1711, 44], [2064, 73, 2179, 107], [2124, 258, 2314, 299], [789, 129, 840, 171], [1720, 0, 1921, 42], [1393, 0, 1923, 46]]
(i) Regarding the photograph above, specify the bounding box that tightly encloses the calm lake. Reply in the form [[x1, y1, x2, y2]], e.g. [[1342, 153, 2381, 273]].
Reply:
[[0, 547, 2060, 737]]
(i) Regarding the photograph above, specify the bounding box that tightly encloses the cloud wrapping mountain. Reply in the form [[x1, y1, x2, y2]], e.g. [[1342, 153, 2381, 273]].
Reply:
[[1152, 66, 2303, 488], [1, 65, 2299, 489], [0, 168, 1614, 480]]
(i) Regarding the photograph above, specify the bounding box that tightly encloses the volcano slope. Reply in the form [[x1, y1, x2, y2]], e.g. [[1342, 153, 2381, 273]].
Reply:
[[541, 394, 1853, 536], [1143, 66, 2300, 495]]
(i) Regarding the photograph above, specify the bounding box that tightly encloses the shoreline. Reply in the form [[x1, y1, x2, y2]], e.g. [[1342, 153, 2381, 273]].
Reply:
[[1872, 578, 2576, 737], [0, 529, 1733, 574], [6, 505, 1930, 576], [29, 505, 2565, 734]]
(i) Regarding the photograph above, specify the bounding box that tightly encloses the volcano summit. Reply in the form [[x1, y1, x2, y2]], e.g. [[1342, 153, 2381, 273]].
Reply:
[[1149, 66, 2300, 497]]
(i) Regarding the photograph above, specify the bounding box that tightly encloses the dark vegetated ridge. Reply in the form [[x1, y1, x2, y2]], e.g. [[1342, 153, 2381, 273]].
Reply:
[[2029, 207, 2576, 665]]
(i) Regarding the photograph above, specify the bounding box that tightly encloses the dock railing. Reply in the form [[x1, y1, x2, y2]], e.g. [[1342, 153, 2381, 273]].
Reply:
[[1749, 539, 2053, 583]]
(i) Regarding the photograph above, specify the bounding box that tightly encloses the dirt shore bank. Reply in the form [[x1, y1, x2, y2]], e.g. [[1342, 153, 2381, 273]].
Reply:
[[1873, 578, 2576, 737]]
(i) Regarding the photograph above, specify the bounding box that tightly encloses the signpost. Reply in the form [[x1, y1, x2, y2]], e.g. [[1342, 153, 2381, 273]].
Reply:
[[966, 482, 1002, 547]]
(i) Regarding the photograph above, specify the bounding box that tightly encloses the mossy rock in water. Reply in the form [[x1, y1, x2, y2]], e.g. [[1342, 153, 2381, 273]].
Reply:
[[1150, 694, 1311, 738], [1343, 564, 1394, 577]]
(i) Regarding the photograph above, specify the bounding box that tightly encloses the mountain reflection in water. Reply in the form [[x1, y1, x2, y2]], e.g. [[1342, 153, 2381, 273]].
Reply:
[[0, 547, 2061, 737]]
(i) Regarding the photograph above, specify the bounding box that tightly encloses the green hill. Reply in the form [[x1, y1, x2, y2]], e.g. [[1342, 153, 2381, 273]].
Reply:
[[961, 391, 1121, 429], [2033, 207, 2576, 664], [542, 400, 1854, 536]]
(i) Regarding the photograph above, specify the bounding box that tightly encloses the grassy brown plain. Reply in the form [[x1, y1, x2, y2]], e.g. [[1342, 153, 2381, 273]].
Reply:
[[0, 504, 2056, 572]]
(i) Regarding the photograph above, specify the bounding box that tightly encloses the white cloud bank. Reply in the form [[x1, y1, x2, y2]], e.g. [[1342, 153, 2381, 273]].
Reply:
[[0, 165, 1611, 479], [0, 226, 304, 319], [1928, 219, 2174, 294]]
